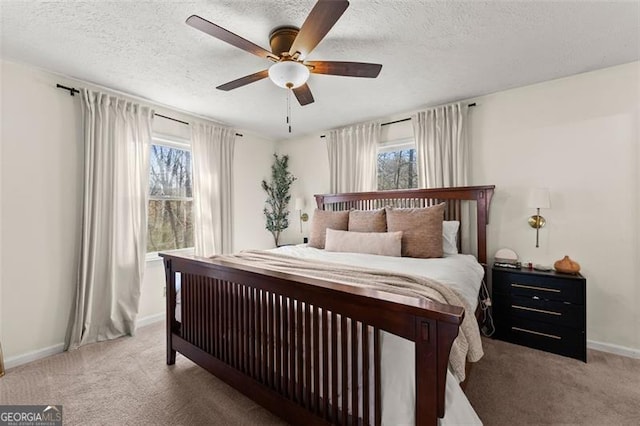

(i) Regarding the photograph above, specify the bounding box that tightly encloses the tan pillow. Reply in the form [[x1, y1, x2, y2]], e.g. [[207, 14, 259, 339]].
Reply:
[[325, 229, 402, 257], [308, 209, 349, 249], [348, 209, 387, 232], [385, 203, 445, 258]]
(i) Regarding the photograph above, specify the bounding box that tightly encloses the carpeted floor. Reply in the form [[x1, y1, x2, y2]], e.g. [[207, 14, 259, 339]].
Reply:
[[2, 322, 639, 425], [466, 337, 640, 425]]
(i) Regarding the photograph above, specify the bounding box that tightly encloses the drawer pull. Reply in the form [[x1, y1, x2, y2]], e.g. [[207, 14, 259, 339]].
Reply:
[[512, 326, 562, 340], [512, 305, 562, 316], [511, 283, 561, 293]]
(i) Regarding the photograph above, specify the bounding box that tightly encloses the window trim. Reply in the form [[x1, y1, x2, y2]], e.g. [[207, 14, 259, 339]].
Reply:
[[377, 137, 415, 154], [146, 247, 194, 263], [153, 132, 191, 149], [147, 137, 195, 257]]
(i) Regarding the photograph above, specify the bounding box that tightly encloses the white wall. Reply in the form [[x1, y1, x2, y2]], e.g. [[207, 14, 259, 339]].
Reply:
[[1, 61, 83, 362], [233, 133, 278, 251], [276, 134, 329, 245], [470, 62, 639, 352], [276, 62, 640, 353], [0, 60, 276, 362]]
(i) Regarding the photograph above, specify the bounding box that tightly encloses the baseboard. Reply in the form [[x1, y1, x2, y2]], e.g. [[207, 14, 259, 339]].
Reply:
[[588, 339, 640, 359], [5, 343, 65, 370], [3, 329, 636, 372], [4, 313, 165, 371], [136, 312, 164, 329]]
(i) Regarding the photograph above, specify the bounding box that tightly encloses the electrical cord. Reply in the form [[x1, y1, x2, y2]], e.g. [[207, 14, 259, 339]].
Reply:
[[479, 279, 495, 337]]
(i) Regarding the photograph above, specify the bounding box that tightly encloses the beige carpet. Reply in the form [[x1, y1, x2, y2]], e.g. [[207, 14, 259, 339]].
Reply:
[[465, 337, 640, 425], [2, 322, 639, 425]]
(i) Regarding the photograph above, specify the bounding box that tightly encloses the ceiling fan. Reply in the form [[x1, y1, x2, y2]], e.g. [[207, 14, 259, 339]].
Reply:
[[186, 0, 382, 106]]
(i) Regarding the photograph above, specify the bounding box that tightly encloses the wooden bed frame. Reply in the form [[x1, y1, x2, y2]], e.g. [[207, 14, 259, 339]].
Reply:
[[161, 185, 494, 425]]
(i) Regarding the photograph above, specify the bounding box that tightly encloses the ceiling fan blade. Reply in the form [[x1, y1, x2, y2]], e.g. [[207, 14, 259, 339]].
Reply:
[[293, 84, 315, 106], [306, 61, 382, 78], [288, 0, 349, 59], [187, 15, 276, 60], [216, 70, 270, 91]]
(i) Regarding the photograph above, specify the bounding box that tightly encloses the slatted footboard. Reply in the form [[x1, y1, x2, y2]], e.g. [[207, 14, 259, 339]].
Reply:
[[163, 254, 463, 425]]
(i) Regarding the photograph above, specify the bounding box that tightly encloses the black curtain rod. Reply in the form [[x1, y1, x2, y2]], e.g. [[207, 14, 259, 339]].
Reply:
[[56, 84, 80, 96], [320, 102, 477, 138], [56, 83, 243, 137], [155, 113, 243, 138]]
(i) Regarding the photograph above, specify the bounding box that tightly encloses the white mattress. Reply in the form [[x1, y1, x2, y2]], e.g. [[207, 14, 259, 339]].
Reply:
[[174, 246, 483, 425]]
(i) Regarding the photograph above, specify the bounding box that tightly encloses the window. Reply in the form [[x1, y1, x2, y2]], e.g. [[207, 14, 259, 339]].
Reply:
[[377, 138, 418, 190], [147, 141, 194, 253]]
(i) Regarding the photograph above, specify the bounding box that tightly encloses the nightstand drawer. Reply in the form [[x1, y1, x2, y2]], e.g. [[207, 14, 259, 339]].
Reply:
[[494, 296, 583, 328], [501, 317, 586, 360], [493, 271, 584, 304]]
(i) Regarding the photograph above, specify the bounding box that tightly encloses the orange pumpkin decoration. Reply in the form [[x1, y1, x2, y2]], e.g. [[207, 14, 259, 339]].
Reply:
[[554, 255, 580, 274]]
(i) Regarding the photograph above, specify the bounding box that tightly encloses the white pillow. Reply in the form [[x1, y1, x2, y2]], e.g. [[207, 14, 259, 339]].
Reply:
[[443, 220, 460, 255], [325, 229, 403, 257]]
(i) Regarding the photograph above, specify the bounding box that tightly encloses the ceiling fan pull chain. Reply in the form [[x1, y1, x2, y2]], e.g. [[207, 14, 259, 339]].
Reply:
[[287, 89, 292, 133]]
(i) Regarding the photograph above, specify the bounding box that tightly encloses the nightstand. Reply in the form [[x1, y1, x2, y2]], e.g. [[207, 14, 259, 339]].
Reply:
[[492, 265, 586, 362]]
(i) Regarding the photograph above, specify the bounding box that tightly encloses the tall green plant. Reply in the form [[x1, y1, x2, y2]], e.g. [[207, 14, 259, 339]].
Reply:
[[262, 154, 296, 246]]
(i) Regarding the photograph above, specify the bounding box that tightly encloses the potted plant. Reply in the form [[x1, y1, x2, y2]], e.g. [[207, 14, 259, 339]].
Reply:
[[262, 154, 296, 247]]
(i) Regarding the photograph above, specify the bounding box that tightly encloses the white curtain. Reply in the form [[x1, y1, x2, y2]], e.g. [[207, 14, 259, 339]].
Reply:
[[327, 122, 381, 193], [191, 122, 236, 257], [411, 102, 468, 188], [66, 89, 153, 350]]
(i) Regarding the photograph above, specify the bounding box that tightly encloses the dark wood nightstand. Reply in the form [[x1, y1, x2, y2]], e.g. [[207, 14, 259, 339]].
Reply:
[[492, 265, 586, 362]]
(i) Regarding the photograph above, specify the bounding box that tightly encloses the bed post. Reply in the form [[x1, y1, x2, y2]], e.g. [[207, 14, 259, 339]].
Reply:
[[476, 190, 488, 265], [414, 316, 461, 424], [475, 186, 494, 265], [415, 318, 438, 424], [164, 257, 176, 365]]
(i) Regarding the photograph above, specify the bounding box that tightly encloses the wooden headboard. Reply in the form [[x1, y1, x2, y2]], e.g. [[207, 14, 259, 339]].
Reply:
[[315, 185, 495, 264]]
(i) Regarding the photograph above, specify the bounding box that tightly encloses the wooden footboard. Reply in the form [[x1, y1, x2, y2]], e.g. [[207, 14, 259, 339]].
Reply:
[[162, 253, 463, 425]]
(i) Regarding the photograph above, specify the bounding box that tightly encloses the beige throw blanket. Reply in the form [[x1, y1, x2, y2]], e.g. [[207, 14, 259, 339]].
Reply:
[[212, 250, 483, 382]]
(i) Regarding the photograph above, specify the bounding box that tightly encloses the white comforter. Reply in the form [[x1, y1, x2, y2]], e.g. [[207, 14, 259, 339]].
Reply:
[[272, 245, 484, 311]]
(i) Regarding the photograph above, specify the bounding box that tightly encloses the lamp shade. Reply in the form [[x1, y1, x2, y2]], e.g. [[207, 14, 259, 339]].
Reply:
[[268, 61, 310, 89], [294, 197, 306, 211], [528, 188, 551, 209]]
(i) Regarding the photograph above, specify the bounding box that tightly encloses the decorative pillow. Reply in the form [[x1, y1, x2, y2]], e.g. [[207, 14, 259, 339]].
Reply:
[[325, 229, 402, 257], [385, 203, 445, 258], [443, 220, 460, 255], [348, 209, 387, 233], [308, 209, 349, 249]]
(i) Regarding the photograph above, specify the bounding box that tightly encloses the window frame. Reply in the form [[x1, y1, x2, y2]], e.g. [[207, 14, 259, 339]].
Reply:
[[377, 137, 415, 154], [376, 137, 418, 191], [146, 134, 195, 262]]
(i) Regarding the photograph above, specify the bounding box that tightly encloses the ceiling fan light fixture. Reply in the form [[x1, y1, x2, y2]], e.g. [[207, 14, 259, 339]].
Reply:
[[268, 61, 310, 89]]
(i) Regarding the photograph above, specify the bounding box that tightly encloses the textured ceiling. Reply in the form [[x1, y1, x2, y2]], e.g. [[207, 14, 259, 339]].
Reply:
[[1, 1, 639, 140]]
